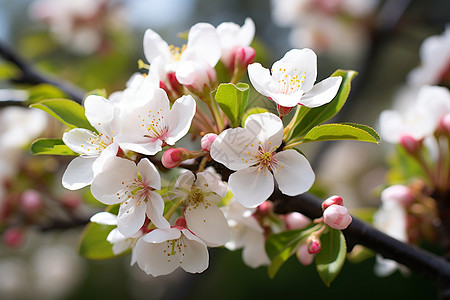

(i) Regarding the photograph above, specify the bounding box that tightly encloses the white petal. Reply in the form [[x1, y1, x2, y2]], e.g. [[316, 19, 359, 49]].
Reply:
[[378, 110, 404, 143], [229, 167, 274, 208], [143, 29, 171, 64], [242, 227, 270, 268], [137, 158, 161, 190], [84, 95, 117, 135], [180, 229, 209, 273], [62, 156, 96, 190], [185, 202, 230, 246], [210, 127, 259, 170], [186, 22, 221, 67], [301, 76, 342, 108], [107, 228, 125, 244], [135, 234, 179, 276], [91, 143, 119, 177], [266, 89, 305, 108], [146, 191, 170, 229], [248, 63, 274, 98], [273, 48, 317, 93], [165, 95, 196, 145], [62, 128, 100, 155], [272, 150, 315, 196], [244, 113, 282, 149], [117, 198, 147, 237], [197, 171, 227, 198], [90, 157, 137, 205], [116, 135, 163, 156], [174, 171, 195, 190], [90, 212, 117, 225], [143, 228, 180, 243]]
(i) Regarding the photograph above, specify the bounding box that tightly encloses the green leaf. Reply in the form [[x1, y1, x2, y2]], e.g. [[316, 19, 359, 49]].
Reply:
[[31, 138, 77, 156], [28, 84, 67, 104], [0, 62, 20, 80], [301, 123, 380, 144], [215, 83, 249, 127], [315, 228, 347, 286], [31, 99, 96, 131], [242, 106, 270, 124], [266, 225, 317, 278], [78, 222, 116, 260], [287, 70, 358, 143], [85, 89, 108, 99]]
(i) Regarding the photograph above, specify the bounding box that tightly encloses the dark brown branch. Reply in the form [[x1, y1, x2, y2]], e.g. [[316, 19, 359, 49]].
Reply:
[[271, 190, 450, 299], [0, 41, 85, 104]]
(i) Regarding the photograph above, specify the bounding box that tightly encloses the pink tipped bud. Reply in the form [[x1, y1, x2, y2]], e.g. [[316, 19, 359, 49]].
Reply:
[[399, 135, 422, 154], [322, 195, 343, 210], [308, 237, 321, 254], [201, 133, 218, 152], [233, 46, 256, 69], [4, 228, 24, 248], [277, 104, 294, 118], [283, 212, 311, 230], [323, 205, 352, 230], [256, 201, 273, 217], [439, 113, 450, 133], [381, 185, 414, 206], [297, 243, 315, 265], [174, 217, 187, 230], [21, 189, 42, 215], [162, 147, 188, 169]]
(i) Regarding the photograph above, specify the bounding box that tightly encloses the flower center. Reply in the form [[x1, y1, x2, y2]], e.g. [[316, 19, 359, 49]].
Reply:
[[275, 68, 307, 95], [164, 237, 187, 264], [260, 152, 272, 165], [169, 44, 187, 62], [82, 131, 113, 155], [138, 109, 170, 142]]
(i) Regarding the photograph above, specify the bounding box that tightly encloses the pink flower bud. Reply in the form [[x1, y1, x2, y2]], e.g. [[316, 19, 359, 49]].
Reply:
[[4, 228, 24, 248], [322, 195, 343, 211], [297, 244, 315, 265], [233, 46, 256, 69], [283, 212, 311, 230], [162, 147, 188, 169], [256, 201, 273, 217], [21, 189, 42, 215], [277, 104, 293, 118], [381, 185, 414, 206], [399, 134, 422, 154], [201, 133, 217, 152], [323, 205, 352, 230], [308, 237, 321, 254]]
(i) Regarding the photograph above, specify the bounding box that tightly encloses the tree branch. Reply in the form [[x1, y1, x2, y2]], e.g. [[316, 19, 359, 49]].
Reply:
[[0, 41, 85, 104], [271, 190, 450, 299]]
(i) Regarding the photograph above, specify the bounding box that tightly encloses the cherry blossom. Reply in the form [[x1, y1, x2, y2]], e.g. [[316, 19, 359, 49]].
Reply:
[[116, 88, 196, 156], [221, 199, 270, 268], [172, 170, 229, 246], [143, 22, 221, 90], [323, 205, 352, 230], [248, 48, 342, 108], [216, 18, 255, 69], [90, 156, 169, 237], [210, 112, 315, 208], [134, 227, 209, 276], [62, 95, 120, 190]]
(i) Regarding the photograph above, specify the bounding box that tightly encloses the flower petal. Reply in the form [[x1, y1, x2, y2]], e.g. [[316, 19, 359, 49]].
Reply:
[[117, 198, 147, 237], [242, 227, 270, 268], [143, 29, 171, 64], [84, 95, 117, 135], [247, 63, 274, 98], [146, 191, 170, 229], [91, 143, 119, 177], [272, 150, 315, 196], [185, 202, 230, 246], [300, 76, 342, 108], [186, 23, 221, 67], [137, 158, 161, 190], [62, 156, 96, 190], [229, 166, 274, 208], [180, 229, 209, 273], [90, 212, 117, 225], [244, 112, 282, 150], [62, 128, 100, 155], [210, 127, 259, 170], [165, 95, 196, 145], [197, 171, 227, 198]]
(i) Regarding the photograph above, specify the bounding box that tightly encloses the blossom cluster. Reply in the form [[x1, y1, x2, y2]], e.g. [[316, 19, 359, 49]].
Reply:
[[35, 18, 354, 277]]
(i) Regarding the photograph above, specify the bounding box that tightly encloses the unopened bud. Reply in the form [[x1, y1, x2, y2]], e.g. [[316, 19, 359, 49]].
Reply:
[[21, 189, 42, 215], [283, 212, 311, 230], [201, 133, 217, 152], [277, 104, 294, 118], [323, 205, 352, 230], [399, 134, 422, 154], [297, 243, 315, 265], [4, 228, 24, 248], [381, 185, 414, 206], [256, 201, 273, 217], [308, 237, 321, 254], [162, 147, 188, 169], [233, 46, 255, 70], [322, 195, 343, 211]]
